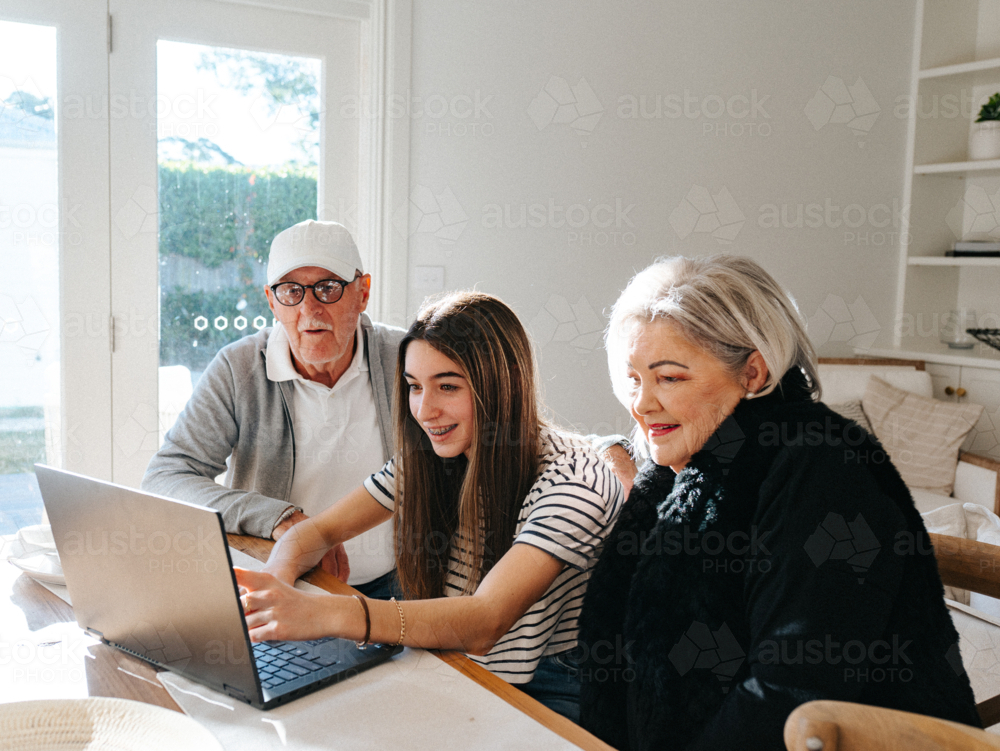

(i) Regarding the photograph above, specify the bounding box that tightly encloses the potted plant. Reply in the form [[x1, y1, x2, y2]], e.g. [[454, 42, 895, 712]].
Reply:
[[969, 93, 1000, 160]]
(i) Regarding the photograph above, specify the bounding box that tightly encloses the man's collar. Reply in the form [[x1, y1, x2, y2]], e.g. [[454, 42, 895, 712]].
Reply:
[[265, 320, 368, 386]]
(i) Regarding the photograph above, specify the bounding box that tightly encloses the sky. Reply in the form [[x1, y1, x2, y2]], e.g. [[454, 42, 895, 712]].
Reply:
[[0, 22, 318, 168], [0, 20, 57, 103], [156, 40, 320, 168]]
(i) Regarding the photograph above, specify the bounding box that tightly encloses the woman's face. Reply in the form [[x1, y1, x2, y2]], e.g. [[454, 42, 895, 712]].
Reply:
[[625, 320, 763, 472], [404, 340, 476, 459]]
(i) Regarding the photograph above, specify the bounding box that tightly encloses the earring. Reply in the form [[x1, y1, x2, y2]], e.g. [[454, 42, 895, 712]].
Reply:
[[744, 391, 756, 399]]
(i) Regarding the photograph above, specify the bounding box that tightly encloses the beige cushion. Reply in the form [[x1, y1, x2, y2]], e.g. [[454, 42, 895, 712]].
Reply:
[[827, 399, 873, 434], [864, 376, 983, 495]]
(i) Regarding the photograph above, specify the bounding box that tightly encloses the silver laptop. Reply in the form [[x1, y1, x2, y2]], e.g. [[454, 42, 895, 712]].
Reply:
[[35, 464, 401, 710]]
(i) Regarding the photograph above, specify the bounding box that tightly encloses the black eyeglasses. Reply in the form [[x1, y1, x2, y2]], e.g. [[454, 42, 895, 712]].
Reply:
[[269, 275, 359, 306]]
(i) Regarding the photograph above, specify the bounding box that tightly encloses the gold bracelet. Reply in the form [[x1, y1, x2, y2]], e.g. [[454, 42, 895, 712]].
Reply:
[[353, 595, 371, 648], [390, 596, 405, 646]]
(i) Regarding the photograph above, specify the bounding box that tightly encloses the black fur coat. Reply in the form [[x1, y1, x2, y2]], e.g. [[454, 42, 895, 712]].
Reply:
[[578, 368, 981, 750]]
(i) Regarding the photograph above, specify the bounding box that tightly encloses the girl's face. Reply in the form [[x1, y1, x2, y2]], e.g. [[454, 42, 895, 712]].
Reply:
[[404, 340, 476, 459], [625, 320, 760, 472]]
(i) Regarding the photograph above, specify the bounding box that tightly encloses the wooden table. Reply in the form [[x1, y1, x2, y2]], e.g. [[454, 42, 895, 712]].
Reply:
[[1, 534, 611, 751]]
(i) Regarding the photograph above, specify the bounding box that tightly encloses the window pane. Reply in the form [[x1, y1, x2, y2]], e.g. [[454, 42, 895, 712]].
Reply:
[[0, 20, 57, 534], [156, 41, 320, 442]]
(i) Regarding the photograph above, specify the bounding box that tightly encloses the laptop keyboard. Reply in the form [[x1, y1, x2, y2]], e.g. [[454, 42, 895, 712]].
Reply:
[[253, 638, 340, 690]]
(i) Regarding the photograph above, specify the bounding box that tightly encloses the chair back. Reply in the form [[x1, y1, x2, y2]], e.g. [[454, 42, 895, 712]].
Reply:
[[784, 700, 1000, 750]]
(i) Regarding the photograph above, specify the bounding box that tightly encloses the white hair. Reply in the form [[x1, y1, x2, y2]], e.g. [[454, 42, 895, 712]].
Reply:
[[607, 255, 820, 450]]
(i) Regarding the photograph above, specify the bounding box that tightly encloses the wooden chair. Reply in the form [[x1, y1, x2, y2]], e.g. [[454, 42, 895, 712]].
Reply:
[[784, 700, 1000, 750], [932, 532, 1000, 727], [781, 535, 1000, 750]]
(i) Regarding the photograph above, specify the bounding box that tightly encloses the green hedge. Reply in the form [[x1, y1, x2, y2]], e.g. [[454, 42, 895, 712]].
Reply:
[[159, 161, 317, 269], [159, 162, 317, 372]]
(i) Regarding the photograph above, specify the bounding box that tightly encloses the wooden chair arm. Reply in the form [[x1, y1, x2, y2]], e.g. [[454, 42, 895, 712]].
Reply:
[[817, 357, 926, 370], [930, 532, 1000, 600], [784, 700, 1000, 750]]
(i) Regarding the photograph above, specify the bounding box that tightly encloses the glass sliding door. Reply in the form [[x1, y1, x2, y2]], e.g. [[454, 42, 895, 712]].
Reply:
[[0, 20, 58, 532], [155, 41, 322, 440], [0, 0, 111, 526], [109, 0, 367, 485]]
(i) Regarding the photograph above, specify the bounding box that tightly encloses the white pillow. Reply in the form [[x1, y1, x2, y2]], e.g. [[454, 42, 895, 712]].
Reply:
[[922, 503, 971, 605], [909, 486, 955, 515], [817, 364, 933, 404], [922, 503, 1000, 618]]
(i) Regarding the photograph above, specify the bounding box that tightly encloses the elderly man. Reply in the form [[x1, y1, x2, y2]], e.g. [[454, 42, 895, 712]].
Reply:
[[143, 220, 404, 598]]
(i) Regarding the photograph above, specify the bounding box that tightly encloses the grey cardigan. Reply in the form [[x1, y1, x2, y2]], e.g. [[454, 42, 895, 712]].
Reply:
[[141, 314, 406, 538]]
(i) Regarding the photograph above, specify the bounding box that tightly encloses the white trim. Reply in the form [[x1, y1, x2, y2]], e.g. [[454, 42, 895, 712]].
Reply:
[[1, 0, 114, 480], [893, 0, 924, 348], [365, 0, 411, 328], [211, 0, 372, 21], [919, 56, 1000, 80]]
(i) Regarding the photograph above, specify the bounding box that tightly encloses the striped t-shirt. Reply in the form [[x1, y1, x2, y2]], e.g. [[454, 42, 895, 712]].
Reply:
[[363, 428, 624, 683]]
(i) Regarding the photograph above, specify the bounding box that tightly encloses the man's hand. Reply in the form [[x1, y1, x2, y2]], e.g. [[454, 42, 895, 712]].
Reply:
[[271, 510, 309, 540], [271, 510, 351, 583], [601, 443, 637, 497], [321, 544, 351, 583]]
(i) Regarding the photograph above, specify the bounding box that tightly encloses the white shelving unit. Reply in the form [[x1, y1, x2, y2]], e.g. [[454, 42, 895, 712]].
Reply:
[[908, 256, 1000, 266], [878, 0, 1000, 461], [893, 1, 1000, 357]]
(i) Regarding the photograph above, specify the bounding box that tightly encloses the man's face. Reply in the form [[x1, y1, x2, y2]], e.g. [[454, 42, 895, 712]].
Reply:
[[264, 265, 371, 375]]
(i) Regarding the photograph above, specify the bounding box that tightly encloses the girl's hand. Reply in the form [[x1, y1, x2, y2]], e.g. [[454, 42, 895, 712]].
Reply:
[[234, 567, 355, 643]]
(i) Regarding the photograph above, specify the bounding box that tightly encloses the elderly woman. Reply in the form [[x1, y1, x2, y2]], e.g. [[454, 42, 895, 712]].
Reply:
[[578, 256, 981, 750]]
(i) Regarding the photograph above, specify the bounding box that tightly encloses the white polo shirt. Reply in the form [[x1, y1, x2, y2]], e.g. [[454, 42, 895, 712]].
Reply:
[[265, 321, 395, 585]]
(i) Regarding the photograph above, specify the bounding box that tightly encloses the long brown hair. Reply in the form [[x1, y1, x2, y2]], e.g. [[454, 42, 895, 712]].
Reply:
[[393, 292, 542, 599]]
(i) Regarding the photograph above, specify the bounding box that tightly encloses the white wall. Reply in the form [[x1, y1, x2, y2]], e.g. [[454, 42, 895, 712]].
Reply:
[[402, 0, 916, 433]]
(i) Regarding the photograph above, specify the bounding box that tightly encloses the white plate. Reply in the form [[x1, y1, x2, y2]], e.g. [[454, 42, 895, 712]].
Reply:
[[0, 697, 223, 751], [16, 524, 56, 554], [8, 550, 65, 585]]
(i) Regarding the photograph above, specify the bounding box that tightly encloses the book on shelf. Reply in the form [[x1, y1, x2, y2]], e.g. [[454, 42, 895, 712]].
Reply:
[[953, 241, 1000, 252], [945, 250, 1000, 257]]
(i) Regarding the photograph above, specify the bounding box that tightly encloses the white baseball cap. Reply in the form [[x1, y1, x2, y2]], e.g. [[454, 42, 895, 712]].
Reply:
[[267, 220, 364, 285]]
